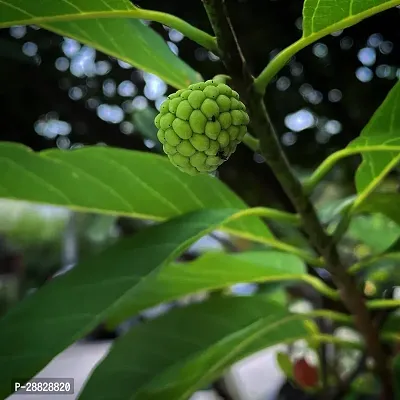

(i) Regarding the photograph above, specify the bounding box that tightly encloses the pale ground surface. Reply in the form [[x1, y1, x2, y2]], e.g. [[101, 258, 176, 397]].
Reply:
[[7, 342, 284, 400]]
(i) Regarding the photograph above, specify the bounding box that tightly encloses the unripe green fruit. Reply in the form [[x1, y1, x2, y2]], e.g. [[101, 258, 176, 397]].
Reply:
[[154, 80, 250, 175]]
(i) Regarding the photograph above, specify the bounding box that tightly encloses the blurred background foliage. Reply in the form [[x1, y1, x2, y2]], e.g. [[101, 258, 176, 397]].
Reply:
[[1, 0, 400, 314]]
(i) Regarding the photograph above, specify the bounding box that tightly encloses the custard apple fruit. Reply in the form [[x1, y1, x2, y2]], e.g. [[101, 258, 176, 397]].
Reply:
[[154, 80, 250, 175]]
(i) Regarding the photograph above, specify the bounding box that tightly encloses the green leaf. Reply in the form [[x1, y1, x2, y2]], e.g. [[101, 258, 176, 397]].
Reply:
[[276, 352, 294, 379], [348, 81, 400, 193], [317, 196, 356, 224], [351, 373, 379, 395], [0, 0, 201, 89], [0, 208, 248, 398], [107, 250, 306, 327], [382, 312, 400, 333], [0, 142, 272, 244], [302, 0, 400, 38], [357, 193, 400, 226], [347, 214, 400, 254], [0, 0, 132, 25], [79, 296, 309, 400], [132, 107, 160, 146], [46, 19, 201, 89], [253, 0, 400, 93]]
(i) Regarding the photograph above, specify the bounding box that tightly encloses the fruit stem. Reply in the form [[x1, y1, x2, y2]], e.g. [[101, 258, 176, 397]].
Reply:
[[242, 133, 260, 152]]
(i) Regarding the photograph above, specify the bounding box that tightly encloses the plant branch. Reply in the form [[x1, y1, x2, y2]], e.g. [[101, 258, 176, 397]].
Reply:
[[300, 276, 340, 301], [239, 206, 300, 225], [382, 332, 400, 342], [252, 0, 400, 94], [308, 310, 352, 324], [367, 299, 400, 310], [242, 133, 260, 152], [201, 1, 394, 396], [257, 275, 340, 300], [312, 334, 363, 350], [349, 252, 400, 274], [330, 203, 354, 246], [251, 49, 396, 400], [226, 208, 323, 266], [201, 0, 252, 87]]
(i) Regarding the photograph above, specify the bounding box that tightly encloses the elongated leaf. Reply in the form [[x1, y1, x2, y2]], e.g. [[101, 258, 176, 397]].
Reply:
[[317, 196, 356, 224], [133, 107, 160, 144], [357, 193, 400, 226], [350, 373, 379, 396], [79, 296, 309, 400], [348, 81, 400, 192], [44, 18, 201, 89], [0, 0, 201, 88], [0, 142, 272, 243], [107, 250, 306, 327], [302, 0, 400, 38], [276, 352, 294, 379], [0, 0, 132, 24], [347, 214, 400, 254], [0, 208, 247, 398]]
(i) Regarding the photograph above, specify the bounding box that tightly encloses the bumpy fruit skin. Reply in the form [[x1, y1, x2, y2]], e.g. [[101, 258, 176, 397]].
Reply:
[[293, 358, 319, 389], [154, 80, 250, 175]]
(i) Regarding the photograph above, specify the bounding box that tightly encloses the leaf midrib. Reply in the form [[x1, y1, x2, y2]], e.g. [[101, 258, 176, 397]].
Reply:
[[0, 8, 164, 29], [138, 313, 307, 400], [0, 0, 136, 28], [37, 20, 189, 89], [303, 0, 400, 38]]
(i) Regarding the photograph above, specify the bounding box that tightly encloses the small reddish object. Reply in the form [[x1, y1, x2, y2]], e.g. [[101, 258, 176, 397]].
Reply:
[[293, 358, 319, 388]]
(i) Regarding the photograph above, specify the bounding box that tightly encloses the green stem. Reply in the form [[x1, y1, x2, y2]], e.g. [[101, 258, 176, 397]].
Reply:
[[349, 252, 400, 275], [303, 145, 400, 194], [301, 277, 340, 301], [224, 228, 322, 266], [244, 85, 383, 371], [328, 199, 356, 246], [382, 332, 400, 342], [231, 275, 339, 299], [293, 276, 340, 300], [312, 334, 363, 350], [138, 10, 218, 52], [227, 208, 323, 266], [350, 153, 400, 211], [253, 0, 400, 94], [1, 9, 218, 53], [242, 133, 260, 152], [233, 206, 300, 225], [308, 309, 353, 324], [367, 299, 400, 310]]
